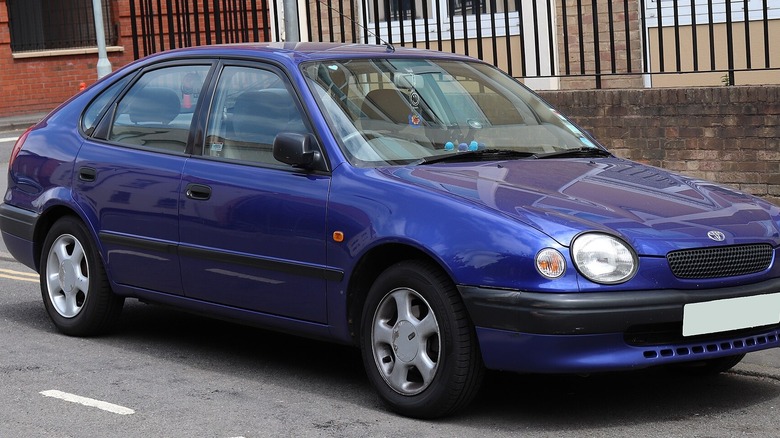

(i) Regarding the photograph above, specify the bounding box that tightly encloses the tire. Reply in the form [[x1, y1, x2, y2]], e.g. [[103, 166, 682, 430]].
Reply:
[[676, 353, 746, 376], [360, 260, 484, 419], [40, 216, 124, 336]]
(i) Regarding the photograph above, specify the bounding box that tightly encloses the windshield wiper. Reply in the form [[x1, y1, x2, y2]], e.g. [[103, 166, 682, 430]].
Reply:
[[533, 147, 612, 159], [417, 149, 535, 165]]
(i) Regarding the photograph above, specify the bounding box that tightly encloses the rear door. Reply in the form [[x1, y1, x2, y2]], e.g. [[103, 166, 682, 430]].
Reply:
[[76, 63, 211, 295], [178, 62, 332, 322]]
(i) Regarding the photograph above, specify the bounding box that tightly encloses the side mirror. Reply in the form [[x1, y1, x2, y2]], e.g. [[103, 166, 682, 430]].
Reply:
[[273, 133, 324, 170]]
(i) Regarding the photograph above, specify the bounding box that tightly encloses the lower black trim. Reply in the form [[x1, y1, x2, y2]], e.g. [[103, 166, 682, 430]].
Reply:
[[99, 231, 343, 282], [0, 203, 38, 240], [624, 321, 780, 347], [179, 245, 343, 282], [459, 277, 780, 335], [100, 231, 177, 254]]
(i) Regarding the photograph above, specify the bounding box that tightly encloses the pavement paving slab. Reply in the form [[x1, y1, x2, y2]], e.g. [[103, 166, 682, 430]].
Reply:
[[0, 112, 47, 132]]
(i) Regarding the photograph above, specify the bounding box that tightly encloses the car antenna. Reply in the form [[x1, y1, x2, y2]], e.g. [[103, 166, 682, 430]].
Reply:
[[315, 0, 395, 52]]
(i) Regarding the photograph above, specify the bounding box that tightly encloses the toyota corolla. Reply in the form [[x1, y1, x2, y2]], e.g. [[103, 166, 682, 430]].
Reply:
[[2, 43, 780, 418]]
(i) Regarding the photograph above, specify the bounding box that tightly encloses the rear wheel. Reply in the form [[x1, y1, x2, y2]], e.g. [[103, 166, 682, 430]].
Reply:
[[360, 260, 484, 418], [40, 216, 124, 336]]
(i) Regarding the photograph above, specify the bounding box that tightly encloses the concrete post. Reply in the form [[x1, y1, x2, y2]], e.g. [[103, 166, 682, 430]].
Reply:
[[283, 0, 300, 42], [92, 0, 112, 78]]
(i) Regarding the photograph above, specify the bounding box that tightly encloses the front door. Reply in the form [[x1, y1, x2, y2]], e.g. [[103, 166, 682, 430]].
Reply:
[[178, 63, 331, 322]]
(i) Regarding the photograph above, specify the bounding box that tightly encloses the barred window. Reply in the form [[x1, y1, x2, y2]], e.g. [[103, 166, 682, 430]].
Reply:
[[6, 0, 117, 53], [369, 0, 518, 22]]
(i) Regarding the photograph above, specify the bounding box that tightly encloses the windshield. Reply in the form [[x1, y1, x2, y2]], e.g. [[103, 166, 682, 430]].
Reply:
[[302, 58, 601, 167]]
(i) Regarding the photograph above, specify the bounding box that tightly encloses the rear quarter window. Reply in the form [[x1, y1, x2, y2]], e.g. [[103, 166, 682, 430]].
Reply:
[[81, 75, 132, 134]]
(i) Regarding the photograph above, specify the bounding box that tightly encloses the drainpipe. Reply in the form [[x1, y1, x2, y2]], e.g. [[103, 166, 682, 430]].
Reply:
[[92, 0, 112, 78]]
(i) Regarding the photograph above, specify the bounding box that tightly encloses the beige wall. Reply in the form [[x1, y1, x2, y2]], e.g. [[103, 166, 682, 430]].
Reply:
[[648, 19, 780, 87]]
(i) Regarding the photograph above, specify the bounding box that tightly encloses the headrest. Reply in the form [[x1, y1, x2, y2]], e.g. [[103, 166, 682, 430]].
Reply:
[[128, 87, 180, 124]]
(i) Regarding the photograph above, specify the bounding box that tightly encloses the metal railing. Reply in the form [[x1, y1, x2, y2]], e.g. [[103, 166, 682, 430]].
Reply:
[[126, 0, 779, 87], [309, 0, 778, 87], [127, 0, 282, 59], [641, 0, 778, 86], [6, 0, 117, 52]]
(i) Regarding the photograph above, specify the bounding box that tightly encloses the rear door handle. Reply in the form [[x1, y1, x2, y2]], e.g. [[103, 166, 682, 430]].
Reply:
[[78, 167, 97, 182], [185, 183, 211, 201]]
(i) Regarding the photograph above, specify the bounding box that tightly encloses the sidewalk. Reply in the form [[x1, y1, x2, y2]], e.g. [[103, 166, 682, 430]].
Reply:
[[0, 112, 48, 133]]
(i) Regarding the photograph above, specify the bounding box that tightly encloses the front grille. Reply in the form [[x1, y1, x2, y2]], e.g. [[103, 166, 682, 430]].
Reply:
[[667, 244, 773, 279]]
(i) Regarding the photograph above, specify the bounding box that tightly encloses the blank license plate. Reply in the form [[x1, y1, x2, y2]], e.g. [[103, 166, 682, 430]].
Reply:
[[683, 293, 780, 337]]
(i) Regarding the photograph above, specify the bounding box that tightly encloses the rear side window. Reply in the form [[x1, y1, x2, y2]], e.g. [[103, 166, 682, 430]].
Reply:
[[107, 65, 209, 153]]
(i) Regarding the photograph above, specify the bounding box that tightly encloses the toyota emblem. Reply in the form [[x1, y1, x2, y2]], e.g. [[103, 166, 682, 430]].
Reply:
[[707, 230, 726, 242]]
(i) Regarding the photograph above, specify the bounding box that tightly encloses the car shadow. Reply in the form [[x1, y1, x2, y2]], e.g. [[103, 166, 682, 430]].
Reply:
[[460, 368, 778, 430], [3, 297, 779, 429]]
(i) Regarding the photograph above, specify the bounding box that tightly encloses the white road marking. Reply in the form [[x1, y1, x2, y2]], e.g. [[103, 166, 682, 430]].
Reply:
[[0, 136, 19, 143], [40, 390, 135, 415]]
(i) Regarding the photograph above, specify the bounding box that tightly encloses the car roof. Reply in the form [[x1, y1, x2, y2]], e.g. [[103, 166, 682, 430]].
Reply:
[[140, 42, 478, 65]]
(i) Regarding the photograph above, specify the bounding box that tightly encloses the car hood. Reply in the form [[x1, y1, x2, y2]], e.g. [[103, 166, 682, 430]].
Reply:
[[381, 157, 780, 255]]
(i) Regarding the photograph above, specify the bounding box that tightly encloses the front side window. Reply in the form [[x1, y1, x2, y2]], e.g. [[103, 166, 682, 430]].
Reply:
[[107, 65, 209, 152], [303, 58, 595, 167], [203, 65, 310, 166]]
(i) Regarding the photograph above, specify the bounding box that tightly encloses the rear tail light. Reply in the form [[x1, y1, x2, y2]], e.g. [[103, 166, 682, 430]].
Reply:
[[9, 126, 33, 169]]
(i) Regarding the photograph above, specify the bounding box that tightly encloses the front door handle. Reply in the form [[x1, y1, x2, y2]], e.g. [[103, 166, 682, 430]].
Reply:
[[186, 183, 211, 201]]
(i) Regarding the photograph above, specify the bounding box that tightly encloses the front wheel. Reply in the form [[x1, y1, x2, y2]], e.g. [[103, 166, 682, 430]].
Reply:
[[360, 260, 484, 418], [40, 216, 124, 336]]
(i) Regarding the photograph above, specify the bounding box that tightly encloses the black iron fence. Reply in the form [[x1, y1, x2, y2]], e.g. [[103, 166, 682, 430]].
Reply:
[[128, 0, 283, 59], [126, 0, 779, 87], [641, 0, 778, 86], [6, 0, 117, 52]]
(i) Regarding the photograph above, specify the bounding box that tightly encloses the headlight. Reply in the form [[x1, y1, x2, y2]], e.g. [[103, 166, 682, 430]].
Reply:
[[571, 233, 637, 284]]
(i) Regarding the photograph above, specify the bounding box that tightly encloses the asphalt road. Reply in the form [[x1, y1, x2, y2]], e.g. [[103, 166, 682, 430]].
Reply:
[[2, 130, 780, 437]]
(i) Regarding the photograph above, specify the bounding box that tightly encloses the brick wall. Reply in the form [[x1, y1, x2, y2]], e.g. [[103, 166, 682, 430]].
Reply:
[[538, 86, 780, 205], [0, 0, 135, 118]]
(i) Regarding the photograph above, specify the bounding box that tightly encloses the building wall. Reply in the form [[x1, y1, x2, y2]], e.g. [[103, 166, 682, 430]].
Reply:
[[3, 0, 779, 120], [556, 0, 645, 90], [648, 20, 780, 87], [539, 86, 780, 205], [0, 1, 135, 119]]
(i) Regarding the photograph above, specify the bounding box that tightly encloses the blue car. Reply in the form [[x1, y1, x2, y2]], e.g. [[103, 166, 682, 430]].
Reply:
[[3, 43, 780, 418]]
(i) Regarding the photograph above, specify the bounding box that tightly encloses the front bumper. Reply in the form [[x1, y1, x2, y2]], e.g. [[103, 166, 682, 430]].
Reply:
[[459, 281, 780, 373]]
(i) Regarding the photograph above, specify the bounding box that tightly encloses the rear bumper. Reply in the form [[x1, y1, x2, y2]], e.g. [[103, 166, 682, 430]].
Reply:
[[459, 280, 780, 373], [0, 203, 39, 270]]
